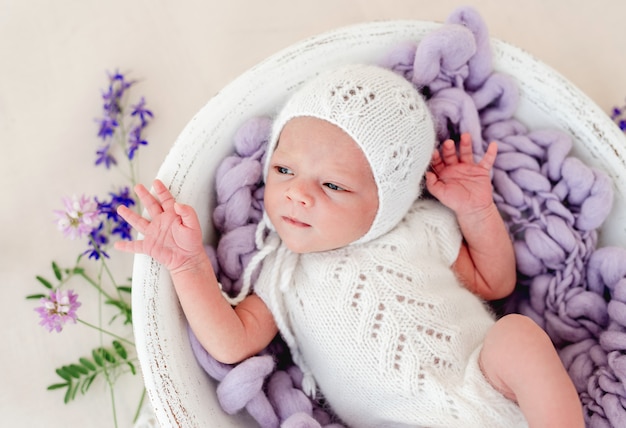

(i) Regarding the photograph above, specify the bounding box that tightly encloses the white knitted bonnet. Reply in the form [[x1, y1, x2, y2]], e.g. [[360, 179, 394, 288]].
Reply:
[[264, 63, 436, 244]]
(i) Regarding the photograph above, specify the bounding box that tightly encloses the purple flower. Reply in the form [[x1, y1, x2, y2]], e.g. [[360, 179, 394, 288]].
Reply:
[[79, 187, 136, 258], [97, 187, 134, 219], [611, 106, 622, 120], [96, 117, 118, 140], [130, 97, 153, 126], [54, 195, 100, 240], [95, 70, 150, 166], [127, 125, 148, 160], [84, 222, 110, 260], [35, 289, 81, 333], [101, 70, 135, 116], [95, 144, 118, 169], [611, 103, 626, 132]]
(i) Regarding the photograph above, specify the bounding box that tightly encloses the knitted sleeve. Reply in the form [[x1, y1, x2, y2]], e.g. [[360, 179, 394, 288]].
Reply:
[[404, 199, 463, 266]]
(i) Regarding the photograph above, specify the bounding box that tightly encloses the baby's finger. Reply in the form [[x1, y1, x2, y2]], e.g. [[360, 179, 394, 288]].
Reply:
[[441, 139, 459, 165], [135, 183, 163, 219], [478, 141, 498, 170], [153, 179, 176, 211], [117, 205, 149, 235], [174, 202, 201, 230], [458, 133, 475, 164], [429, 149, 444, 175], [114, 239, 144, 255]]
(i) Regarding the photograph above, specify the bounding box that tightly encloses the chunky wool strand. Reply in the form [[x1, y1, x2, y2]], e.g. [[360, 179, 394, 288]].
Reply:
[[192, 6, 626, 427]]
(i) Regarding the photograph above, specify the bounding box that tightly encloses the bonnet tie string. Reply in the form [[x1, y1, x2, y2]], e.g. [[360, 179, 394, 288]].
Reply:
[[225, 217, 318, 397]]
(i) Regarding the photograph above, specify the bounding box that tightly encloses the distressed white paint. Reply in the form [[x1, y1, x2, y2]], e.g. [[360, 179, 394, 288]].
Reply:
[[132, 20, 626, 427]]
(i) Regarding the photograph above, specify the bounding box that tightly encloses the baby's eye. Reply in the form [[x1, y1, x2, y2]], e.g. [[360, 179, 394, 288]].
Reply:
[[276, 166, 293, 175], [324, 182, 345, 191]]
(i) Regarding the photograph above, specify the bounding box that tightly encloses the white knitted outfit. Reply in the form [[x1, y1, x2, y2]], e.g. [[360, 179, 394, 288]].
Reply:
[[254, 200, 526, 427], [240, 64, 526, 427]]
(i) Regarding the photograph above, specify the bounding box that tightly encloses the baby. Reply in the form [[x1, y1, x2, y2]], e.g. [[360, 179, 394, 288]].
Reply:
[[117, 64, 583, 427]]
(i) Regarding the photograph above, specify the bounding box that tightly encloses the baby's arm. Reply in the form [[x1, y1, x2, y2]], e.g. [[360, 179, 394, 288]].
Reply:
[[425, 133, 515, 300], [428, 135, 584, 425], [115, 179, 277, 364]]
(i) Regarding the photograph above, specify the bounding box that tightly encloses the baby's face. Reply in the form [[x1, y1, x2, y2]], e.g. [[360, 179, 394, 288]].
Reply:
[[264, 116, 378, 253]]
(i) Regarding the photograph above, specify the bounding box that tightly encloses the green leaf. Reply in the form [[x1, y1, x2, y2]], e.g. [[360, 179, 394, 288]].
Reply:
[[101, 348, 116, 364], [105, 299, 128, 311], [79, 357, 96, 372], [61, 365, 82, 379], [92, 347, 117, 365], [47, 382, 68, 391], [26, 293, 46, 300], [117, 286, 132, 294], [63, 382, 72, 404], [52, 261, 62, 281], [105, 299, 132, 325], [112, 341, 127, 359], [92, 349, 104, 367], [36, 275, 53, 289], [81, 374, 97, 394], [70, 381, 79, 401], [105, 300, 121, 312], [72, 267, 84, 275], [50, 348, 135, 405], [69, 363, 89, 376], [56, 367, 72, 382]]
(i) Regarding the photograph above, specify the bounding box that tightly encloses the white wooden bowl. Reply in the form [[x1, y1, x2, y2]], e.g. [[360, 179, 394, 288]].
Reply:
[[132, 20, 626, 427]]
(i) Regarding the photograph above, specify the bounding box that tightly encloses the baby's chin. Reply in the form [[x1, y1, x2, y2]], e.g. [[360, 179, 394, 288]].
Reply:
[[280, 235, 361, 255], [281, 239, 317, 254]]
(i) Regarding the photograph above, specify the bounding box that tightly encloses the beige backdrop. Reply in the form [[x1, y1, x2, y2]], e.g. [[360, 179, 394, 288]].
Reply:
[[2, 0, 626, 426]]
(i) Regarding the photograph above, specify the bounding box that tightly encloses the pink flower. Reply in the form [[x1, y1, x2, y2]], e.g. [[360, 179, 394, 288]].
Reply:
[[35, 289, 81, 333], [54, 195, 100, 240]]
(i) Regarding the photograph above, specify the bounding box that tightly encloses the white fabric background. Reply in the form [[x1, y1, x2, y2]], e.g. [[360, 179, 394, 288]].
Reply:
[[2, 0, 625, 426]]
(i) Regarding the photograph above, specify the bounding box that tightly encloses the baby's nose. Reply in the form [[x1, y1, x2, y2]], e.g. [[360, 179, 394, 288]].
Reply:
[[286, 180, 314, 206]]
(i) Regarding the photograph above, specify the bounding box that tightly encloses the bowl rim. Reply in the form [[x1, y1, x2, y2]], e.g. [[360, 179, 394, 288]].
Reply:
[[132, 19, 626, 427]]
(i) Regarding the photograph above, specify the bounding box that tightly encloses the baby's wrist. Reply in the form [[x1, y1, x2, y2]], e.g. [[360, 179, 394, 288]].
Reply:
[[455, 201, 499, 225], [170, 251, 212, 277]]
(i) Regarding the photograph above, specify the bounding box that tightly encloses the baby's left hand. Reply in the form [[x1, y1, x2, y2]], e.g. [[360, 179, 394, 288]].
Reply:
[[425, 133, 497, 217]]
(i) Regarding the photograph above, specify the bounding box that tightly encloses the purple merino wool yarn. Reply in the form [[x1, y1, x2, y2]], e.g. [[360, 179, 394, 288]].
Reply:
[[190, 6, 626, 427]]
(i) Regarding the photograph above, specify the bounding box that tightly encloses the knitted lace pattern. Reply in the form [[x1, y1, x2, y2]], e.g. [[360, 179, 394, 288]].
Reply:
[[252, 199, 525, 427], [189, 7, 625, 428]]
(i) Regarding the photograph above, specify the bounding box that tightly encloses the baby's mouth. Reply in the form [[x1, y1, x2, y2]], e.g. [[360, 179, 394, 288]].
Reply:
[[282, 216, 311, 228]]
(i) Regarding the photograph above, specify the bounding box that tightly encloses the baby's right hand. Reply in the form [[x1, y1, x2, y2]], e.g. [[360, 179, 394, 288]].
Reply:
[[115, 179, 205, 274]]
